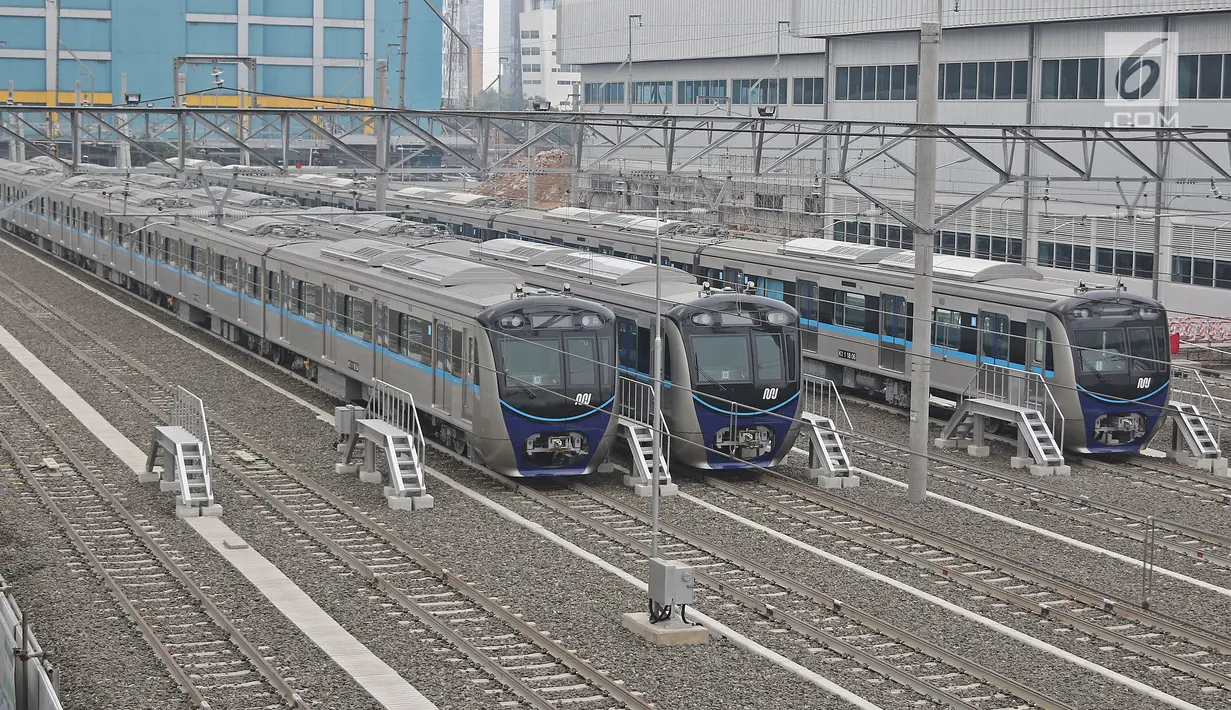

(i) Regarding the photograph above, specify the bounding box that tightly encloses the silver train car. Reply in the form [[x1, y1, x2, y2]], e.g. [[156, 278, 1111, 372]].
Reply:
[[0, 164, 620, 476], [206, 172, 1175, 455]]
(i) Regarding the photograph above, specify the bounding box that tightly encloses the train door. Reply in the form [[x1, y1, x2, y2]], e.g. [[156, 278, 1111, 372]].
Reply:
[[237, 259, 250, 324], [205, 248, 215, 309], [462, 332, 476, 421], [1027, 320, 1048, 375], [434, 320, 452, 414], [323, 284, 336, 363], [979, 311, 1010, 366], [279, 271, 291, 338], [879, 294, 908, 372], [374, 303, 388, 384], [796, 280, 819, 353]]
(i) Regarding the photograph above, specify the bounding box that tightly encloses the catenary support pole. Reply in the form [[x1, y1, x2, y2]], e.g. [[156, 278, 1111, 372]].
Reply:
[[398, 0, 410, 110], [908, 20, 941, 504]]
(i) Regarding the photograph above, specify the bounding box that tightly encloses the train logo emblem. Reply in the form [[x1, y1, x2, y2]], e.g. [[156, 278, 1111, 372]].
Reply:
[[574, 392, 592, 406], [1137, 377, 1152, 390], [762, 387, 779, 400]]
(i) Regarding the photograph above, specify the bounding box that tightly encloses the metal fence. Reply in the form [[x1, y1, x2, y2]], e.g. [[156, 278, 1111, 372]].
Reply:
[[1, 574, 63, 710], [802, 375, 853, 433]]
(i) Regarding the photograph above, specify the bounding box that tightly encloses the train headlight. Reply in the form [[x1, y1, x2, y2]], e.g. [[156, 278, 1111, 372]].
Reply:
[[580, 314, 603, 328], [1139, 308, 1160, 320], [499, 314, 525, 329], [691, 312, 715, 326], [765, 311, 790, 325]]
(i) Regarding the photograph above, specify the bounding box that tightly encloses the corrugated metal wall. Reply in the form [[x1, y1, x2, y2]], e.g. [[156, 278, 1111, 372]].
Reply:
[[557, 0, 823, 65], [792, 0, 1231, 37]]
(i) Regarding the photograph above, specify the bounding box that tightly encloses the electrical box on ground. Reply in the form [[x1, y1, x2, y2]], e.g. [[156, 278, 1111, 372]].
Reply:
[[648, 558, 696, 607]]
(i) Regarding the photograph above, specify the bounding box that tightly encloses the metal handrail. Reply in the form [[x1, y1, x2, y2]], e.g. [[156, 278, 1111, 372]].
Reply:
[[170, 386, 212, 460], [803, 374, 853, 433], [1171, 366, 1223, 442], [966, 363, 1065, 450], [368, 379, 427, 493]]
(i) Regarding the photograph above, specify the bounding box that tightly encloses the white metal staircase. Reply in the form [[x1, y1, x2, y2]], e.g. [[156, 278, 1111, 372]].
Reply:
[[938, 363, 1068, 474], [617, 375, 675, 497], [799, 376, 857, 488], [1166, 367, 1227, 474], [144, 386, 220, 516], [335, 379, 433, 510]]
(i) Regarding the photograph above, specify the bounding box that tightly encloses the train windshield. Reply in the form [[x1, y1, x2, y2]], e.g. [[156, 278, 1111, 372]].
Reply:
[[1071, 327, 1161, 374], [691, 332, 787, 385], [498, 334, 613, 393]]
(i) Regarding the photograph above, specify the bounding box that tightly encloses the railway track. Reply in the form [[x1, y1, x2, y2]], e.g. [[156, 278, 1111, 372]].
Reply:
[[694, 470, 1231, 689], [439, 447, 1076, 710], [0, 370, 307, 710], [1073, 454, 1231, 504], [848, 437, 1231, 569], [0, 264, 653, 710]]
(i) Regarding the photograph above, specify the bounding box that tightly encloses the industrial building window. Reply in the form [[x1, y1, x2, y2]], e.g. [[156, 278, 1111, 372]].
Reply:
[[678, 79, 727, 104], [520, 30, 539, 39], [834, 64, 918, 101], [1178, 54, 1231, 99], [522, 63, 541, 73], [876, 224, 913, 250], [631, 81, 673, 104], [754, 194, 784, 211], [583, 82, 625, 104], [938, 60, 1027, 100], [1095, 248, 1153, 279], [521, 47, 540, 56], [1037, 242, 1092, 272], [793, 77, 825, 104], [732, 78, 787, 105], [833, 221, 872, 244], [1040, 58, 1106, 100], [1173, 256, 1231, 288]]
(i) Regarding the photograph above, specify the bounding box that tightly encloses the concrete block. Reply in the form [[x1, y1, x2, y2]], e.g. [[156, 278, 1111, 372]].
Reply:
[[632, 482, 678, 498], [387, 494, 434, 511], [966, 445, 990, 458], [597, 461, 615, 474], [175, 502, 223, 519], [934, 438, 960, 449], [840, 475, 861, 488], [1029, 465, 1054, 476], [359, 469, 383, 484], [1212, 458, 1229, 477], [1010, 456, 1031, 469], [137, 471, 161, 484], [335, 463, 359, 475], [1053, 465, 1072, 476], [159, 479, 180, 493], [813, 476, 845, 489], [621, 612, 709, 646]]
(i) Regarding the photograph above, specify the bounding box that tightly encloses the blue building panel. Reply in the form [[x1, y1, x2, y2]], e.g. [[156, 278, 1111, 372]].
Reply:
[[0, 58, 46, 91], [61, 0, 113, 9], [323, 27, 363, 59], [58, 59, 112, 92], [2, 17, 47, 50], [323, 66, 363, 97], [60, 17, 113, 52], [249, 24, 313, 58], [110, 0, 188, 104], [0, 0, 47, 7], [323, 0, 363, 20], [259, 64, 312, 95], [185, 0, 238, 12], [250, 0, 313, 18], [374, 0, 443, 108], [186, 22, 239, 54]]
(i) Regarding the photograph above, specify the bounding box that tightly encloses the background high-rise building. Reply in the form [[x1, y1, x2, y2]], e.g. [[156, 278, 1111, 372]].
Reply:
[[518, 0, 579, 108], [0, 0, 444, 108]]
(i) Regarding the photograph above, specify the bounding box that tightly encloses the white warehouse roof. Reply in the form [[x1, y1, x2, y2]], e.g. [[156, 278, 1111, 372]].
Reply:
[[791, 0, 1231, 37]]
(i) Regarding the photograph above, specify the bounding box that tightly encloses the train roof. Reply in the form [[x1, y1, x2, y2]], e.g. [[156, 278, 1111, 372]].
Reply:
[[272, 238, 527, 308]]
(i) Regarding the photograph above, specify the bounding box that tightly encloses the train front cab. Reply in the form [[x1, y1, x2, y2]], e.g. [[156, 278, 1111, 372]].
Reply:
[[477, 296, 618, 476], [666, 291, 802, 470], [1052, 292, 1170, 453]]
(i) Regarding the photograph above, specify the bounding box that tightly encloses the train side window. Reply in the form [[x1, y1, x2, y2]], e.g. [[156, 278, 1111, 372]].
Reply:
[[351, 298, 373, 343], [1045, 329, 1055, 372], [959, 312, 979, 355], [796, 280, 819, 352], [303, 283, 321, 322], [339, 295, 353, 335], [1033, 326, 1046, 364], [288, 278, 302, 315], [469, 338, 479, 385], [451, 329, 464, 375], [933, 308, 961, 350], [617, 318, 639, 371], [247, 264, 261, 298], [267, 270, 281, 306], [980, 312, 1010, 361], [1009, 320, 1027, 366], [835, 292, 866, 330], [817, 287, 835, 325], [146, 234, 156, 258]]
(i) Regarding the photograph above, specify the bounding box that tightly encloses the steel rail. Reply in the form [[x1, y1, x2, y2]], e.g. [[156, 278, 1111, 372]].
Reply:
[[438, 446, 1076, 710], [0, 267, 652, 710], [850, 440, 1231, 567], [704, 473, 1231, 687], [0, 373, 307, 710]]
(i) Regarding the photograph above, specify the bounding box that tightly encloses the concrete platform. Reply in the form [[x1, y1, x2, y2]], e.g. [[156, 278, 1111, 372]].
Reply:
[[622, 612, 710, 646]]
